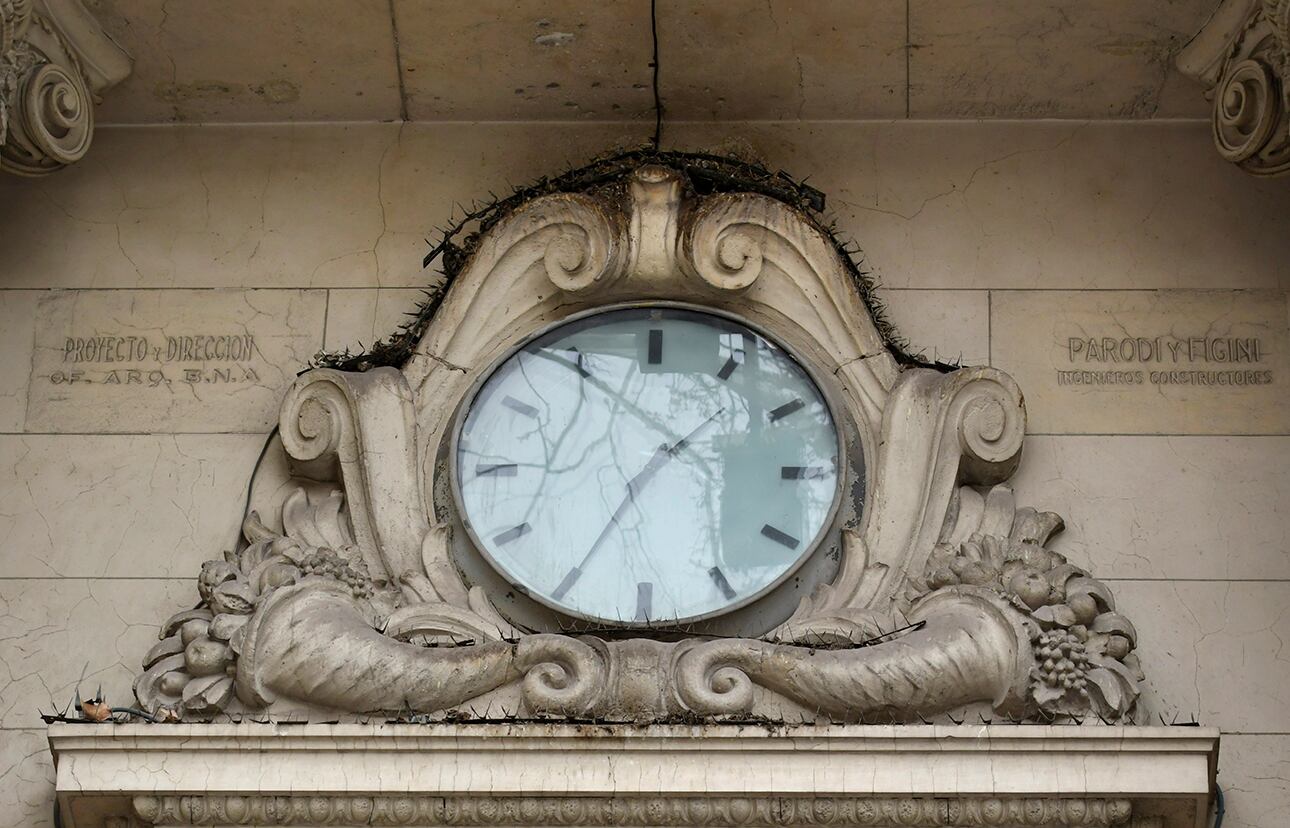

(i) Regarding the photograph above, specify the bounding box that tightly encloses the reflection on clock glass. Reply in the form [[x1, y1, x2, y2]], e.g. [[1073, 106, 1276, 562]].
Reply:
[[455, 307, 841, 625]]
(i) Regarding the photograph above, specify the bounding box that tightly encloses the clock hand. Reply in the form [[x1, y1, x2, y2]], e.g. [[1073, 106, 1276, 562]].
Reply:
[[551, 407, 726, 602]]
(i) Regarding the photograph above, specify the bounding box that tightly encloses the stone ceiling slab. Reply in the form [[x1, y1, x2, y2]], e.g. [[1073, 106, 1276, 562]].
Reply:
[[393, 0, 656, 121], [92, 0, 402, 123], [655, 0, 906, 120], [908, 0, 1217, 118]]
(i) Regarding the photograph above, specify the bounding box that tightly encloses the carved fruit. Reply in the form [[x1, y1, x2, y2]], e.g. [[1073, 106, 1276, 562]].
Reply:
[[959, 562, 993, 586], [209, 581, 257, 615], [158, 671, 189, 696], [949, 557, 973, 577], [1009, 571, 1050, 610], [928, 567, 958, 589], [1104, 634, 1132, 660], [1067, 594, 1098, 626], [184, 636, 230, 677], [197, 560, 237, 603], [178, 618, 209, 646], [208, 612, 249, 643], [1033, 603, 1078, 628]]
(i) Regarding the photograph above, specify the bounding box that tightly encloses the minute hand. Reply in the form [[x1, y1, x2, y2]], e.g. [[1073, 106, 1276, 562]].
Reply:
[[550, 407, 725, 601]]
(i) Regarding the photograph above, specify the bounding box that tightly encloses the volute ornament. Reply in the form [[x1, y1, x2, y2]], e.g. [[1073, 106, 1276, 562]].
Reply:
[[0, 0, 129, 174], [132, 162, 1145, 725], [1178, 0, 1290, 175]]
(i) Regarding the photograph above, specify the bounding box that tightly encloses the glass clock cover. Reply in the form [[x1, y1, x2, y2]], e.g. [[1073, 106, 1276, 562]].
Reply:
[[454, 307, 840, 625]]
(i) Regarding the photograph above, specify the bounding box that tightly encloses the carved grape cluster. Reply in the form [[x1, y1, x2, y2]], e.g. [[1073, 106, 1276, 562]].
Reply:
[[923, 532, 1141, 719], [301, 549, 374, 599], [1031, 629, 1090, 699]]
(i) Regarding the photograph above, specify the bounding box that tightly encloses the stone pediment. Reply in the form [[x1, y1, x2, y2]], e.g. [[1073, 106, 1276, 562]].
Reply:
[[128, 160, 1143, 725], [48, 156, 1218, 828]]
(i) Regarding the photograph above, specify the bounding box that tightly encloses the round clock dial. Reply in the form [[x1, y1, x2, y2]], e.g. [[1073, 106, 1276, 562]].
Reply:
[[453, 306, 841, 625]]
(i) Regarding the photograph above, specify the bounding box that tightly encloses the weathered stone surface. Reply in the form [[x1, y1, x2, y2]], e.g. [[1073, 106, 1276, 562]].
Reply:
[[2, 123, 1288, 291], [0, 435, 264, 577], [875, 289, 989, 367], [1113, 580, 1290, 733], [0, 126, 399, 289], [0, 291, 38, 431], [323, 288, 425, 354], [1218, 735, 1290, 828], [25, 290, 325, 433], [654, 1, 906, 121], [991, 290, 1289, 435], [909, 0, 1213, 118], [93, 0, 401, 124], [0, 578, 191, 728], [0, 728, 53, 828], [1012, 436, 1290, 580]]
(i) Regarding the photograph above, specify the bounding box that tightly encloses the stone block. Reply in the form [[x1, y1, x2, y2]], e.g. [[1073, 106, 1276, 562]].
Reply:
[[0, 728, 54, 828], [94, 0, 401, 124], [991, 290, 1289, 435], [909, 0, 1214, 119], [0, 578, 191, 729], [1112, 580, 1290, 733], [25, 289, 325, 433], [1217, 735, 1290, 828], [323, 288, 427, 354], [1012, 436, 1290, 580], [0, 291, 38, 432], [0, 434, 264, 578], [875, 289, 989, 366]]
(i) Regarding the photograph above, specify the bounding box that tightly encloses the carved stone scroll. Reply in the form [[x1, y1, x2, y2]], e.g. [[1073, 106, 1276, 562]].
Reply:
[[1177, 0, 1290, 175], [125, 162, 1146, 728], [1, 0, 130, 174]]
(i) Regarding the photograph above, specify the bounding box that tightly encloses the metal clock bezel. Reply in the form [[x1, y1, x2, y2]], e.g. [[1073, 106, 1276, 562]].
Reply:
[[445, 300, 854, 633]]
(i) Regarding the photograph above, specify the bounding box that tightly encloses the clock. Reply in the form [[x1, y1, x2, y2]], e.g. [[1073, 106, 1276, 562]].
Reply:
[[451, 305, 843, 626]]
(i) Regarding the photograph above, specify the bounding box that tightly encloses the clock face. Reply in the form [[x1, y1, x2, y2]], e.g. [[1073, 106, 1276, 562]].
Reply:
[[453, 306, 842, 625]]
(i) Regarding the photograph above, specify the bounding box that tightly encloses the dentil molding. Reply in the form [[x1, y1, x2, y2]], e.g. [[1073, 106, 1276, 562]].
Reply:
[[1178, 0, 1290, 175], [0, 0, 129, 175]]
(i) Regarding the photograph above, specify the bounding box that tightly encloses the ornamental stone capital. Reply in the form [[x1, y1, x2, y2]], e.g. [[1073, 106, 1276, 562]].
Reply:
[[0, 0, 130, 175], [1177, 0, 1290, 175]]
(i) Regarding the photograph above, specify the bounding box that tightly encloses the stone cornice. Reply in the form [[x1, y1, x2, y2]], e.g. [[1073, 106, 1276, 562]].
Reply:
[[49, 724, 1217, 828], [1177, 0, 1290, 175], [0, 0, 130, 175]]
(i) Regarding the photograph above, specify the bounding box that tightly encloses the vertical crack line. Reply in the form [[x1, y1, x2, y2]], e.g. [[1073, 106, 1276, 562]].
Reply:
[[388, 0, 410, 122], [987, 290, 993, 367], [904, 0, 912, 118], [651, 0, 664, 148]]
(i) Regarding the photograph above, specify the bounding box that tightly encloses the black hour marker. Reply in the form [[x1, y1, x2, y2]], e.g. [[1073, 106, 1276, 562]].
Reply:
[[501, 395, 539, 418], [769, 398, 805, 422], [781, 465, 827, 480], [567, 347, 591, 377], [636, 582, 653, 621], [492, 523, 531, 545], [716, 354, 740, 380], [760, 524, 800, 549], [552, 566, 582, 600], [708, 567, 737, 600], [647, 329, 663, 365], [477, 463, 518, 477]]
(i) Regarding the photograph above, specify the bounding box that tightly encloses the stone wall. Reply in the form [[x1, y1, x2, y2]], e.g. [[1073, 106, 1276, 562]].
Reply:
[[0, 121, 1287, 827]]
